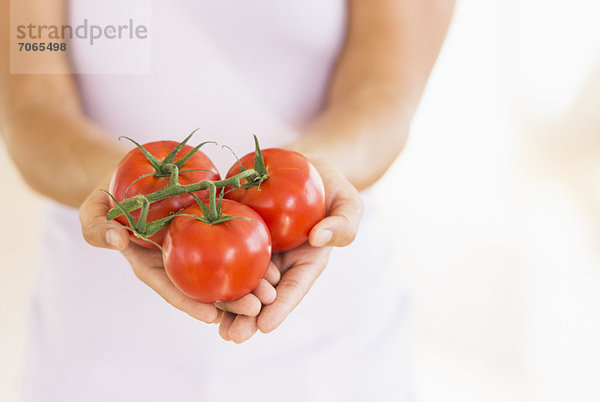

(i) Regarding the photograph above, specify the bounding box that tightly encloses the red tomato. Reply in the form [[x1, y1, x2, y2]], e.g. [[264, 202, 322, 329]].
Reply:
[[163, 199, 272, 303], [225, 148, 326, 253], [109, 140, 220, 248]]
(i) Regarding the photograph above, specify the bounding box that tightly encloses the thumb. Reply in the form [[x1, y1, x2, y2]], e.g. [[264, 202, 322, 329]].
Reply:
[[79, 187, 130, 250], [309, 183, 363, 247], [309, 179, 364, 247]]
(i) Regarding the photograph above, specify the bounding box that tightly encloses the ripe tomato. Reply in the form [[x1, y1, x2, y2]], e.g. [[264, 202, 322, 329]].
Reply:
[[163, 199, 272, 303], [109, 140, 220, 248], [225, 148, 326, 253]]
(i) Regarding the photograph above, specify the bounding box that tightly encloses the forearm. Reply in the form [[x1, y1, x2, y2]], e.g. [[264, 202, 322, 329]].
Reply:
[[0, 0, 126, 207], [0, 52, 126, 208], [2, 102, 126, 207], [291, 0, 455, 190], [290, 99, 407, 191]]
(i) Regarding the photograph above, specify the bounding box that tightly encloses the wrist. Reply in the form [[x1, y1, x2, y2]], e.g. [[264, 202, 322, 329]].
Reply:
[[285, 97, 410, 190]]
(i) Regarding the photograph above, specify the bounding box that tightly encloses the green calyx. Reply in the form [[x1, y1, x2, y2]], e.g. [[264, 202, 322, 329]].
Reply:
[[250, 134, 269, 187], [229, 134, 269, 190], [184, 190, 250, 225], [119, 128, 216, 179], [102, 190, 181, 251]]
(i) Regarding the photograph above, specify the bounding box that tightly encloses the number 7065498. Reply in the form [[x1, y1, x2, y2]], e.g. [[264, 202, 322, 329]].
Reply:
[[18, 42, 66, 52]]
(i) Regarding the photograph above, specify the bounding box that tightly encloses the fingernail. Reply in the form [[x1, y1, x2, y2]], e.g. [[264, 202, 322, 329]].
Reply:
[[106, 229, 123, 249], [316, 229, 333, 246]]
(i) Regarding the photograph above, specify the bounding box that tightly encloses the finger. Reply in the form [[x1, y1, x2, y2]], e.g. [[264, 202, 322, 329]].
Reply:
[[264, 261, 281, 286], [79, 187, 129, 250], [309, 180, 363, 247], [219, 312, 236, 341], [251, 279, 276, 306], [214, 293, 261, 317], [213, 309, 224, 324], [229, 315, 258, 344], [124, 247, 220, 324], [257, 260, 325, 334]]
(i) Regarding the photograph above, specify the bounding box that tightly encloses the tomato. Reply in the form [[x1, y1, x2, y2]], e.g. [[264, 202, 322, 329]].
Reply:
[[162, 199, 272, 303], [225, 148, 326, 253], [109, 140, 220, 248]]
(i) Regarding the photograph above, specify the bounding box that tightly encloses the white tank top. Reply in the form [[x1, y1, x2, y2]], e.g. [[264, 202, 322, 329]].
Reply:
[[24, 2, 412, 401]]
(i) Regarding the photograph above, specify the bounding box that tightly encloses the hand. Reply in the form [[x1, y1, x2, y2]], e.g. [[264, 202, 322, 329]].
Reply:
[[79, 178, 280, 324], [218, 157, 364, 343]]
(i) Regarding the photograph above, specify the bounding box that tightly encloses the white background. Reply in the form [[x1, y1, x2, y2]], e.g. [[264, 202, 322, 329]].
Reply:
[[2, 0, 600, 400]]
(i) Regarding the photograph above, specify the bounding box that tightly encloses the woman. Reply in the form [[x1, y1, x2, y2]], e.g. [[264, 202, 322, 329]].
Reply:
[[0, 0, 454, 400]]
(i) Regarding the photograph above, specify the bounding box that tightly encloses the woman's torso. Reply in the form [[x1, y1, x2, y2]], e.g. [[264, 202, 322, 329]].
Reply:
[[24, 2, 412, 401]]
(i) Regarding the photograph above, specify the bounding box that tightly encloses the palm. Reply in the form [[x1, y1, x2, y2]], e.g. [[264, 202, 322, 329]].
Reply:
[[120, 242, 224, 323], [218, 243, 332, 342], [81, 156, 362, 343], [262, 243, 333, 327], [80, 180, 279, 324]]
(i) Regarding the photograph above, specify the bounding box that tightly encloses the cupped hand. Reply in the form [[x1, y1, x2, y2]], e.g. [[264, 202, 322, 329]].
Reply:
[[218, 157, 364, 343], [79, 178, 280, 324]]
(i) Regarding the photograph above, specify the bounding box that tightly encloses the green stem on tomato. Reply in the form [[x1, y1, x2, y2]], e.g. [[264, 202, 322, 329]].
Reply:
[[185, 186, 251, 225], [102, 190, 182, 245], [136, 196, 150, 234], [163, 163, 179, 186], [106, 168, 258, 220], [234, 135, 269, 190], [124, 168, 214, 196], [206, 182, 218, 222], [252, 134, 268, 176]]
